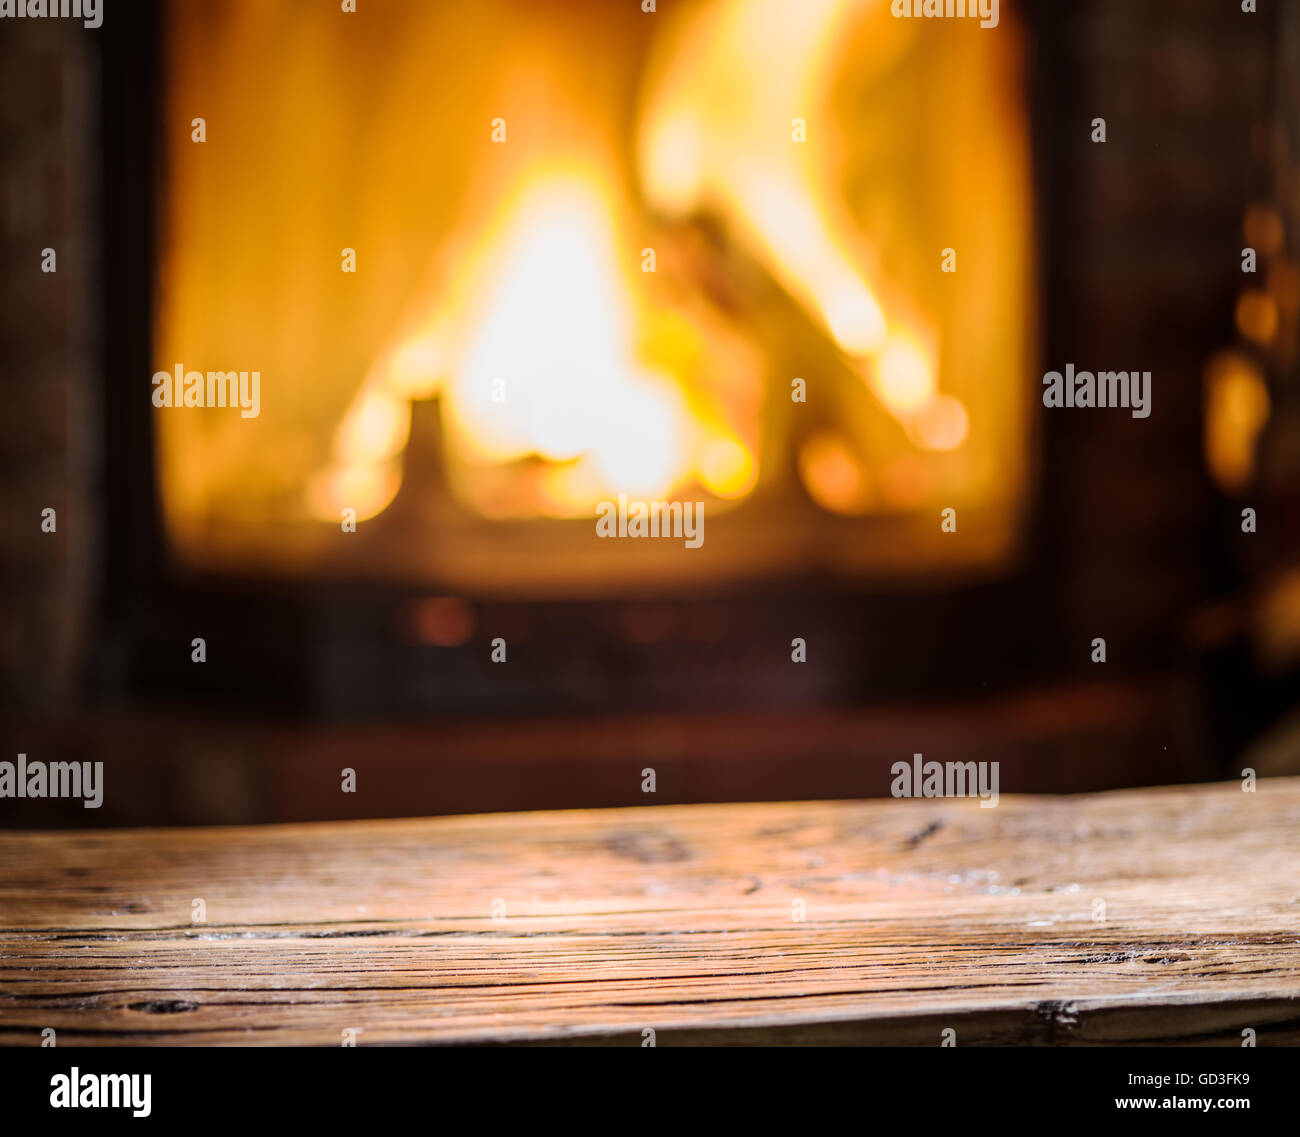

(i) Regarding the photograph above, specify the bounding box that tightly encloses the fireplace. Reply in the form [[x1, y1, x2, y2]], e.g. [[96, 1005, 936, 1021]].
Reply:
[[0, 0, 1276, 824], [91, 0, 1260, 739], [151, 0, 1035, 595]]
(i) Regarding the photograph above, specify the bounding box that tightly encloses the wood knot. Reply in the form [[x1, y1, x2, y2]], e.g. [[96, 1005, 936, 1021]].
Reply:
[[128, 1000, 199, 1015], [605, 831, 690, 864]]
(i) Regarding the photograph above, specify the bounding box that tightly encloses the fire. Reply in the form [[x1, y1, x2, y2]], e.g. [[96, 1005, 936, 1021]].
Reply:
[[308, 0, 1004, 525], [157, 0, 1033, 582], [314, 171, 754, 521], [637, 0, 938, 417], [443, 177, 692, 509]]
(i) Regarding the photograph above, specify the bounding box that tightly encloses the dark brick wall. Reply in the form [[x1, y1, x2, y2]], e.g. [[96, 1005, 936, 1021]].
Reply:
[[0, 21, 97, 709], [1041, 0, 1273, 658]]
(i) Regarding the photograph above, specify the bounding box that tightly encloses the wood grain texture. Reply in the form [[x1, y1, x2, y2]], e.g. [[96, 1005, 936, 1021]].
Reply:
[[2, 779, 1299, 1045]]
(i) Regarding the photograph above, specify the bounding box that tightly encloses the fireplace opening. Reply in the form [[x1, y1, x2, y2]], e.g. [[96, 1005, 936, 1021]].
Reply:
[[153, 0, 1035, 594]]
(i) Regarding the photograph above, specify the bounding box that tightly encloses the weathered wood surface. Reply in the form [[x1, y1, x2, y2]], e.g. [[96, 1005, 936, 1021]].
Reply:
[[1, 779, 1299, 1045]]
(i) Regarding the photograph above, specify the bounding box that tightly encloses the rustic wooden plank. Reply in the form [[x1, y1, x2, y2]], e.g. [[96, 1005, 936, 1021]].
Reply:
[[1, 779, 1299, 1045]]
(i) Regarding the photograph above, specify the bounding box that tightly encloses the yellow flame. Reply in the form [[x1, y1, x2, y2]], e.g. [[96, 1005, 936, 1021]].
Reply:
[[699, 437, 757, 499], [875, 333, 936, 415], [449, 177, 697, 506], [638, 0, 911, 376], [306, 460, 402, 523], [318, 174, 714, 519]]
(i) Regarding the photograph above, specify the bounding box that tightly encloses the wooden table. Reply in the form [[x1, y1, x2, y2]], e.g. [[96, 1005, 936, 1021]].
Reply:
[[2, 779, 1299, 1045]]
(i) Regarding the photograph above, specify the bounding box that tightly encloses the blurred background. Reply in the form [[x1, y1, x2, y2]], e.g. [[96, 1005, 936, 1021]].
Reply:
[[4, 0, 1300, 827]]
